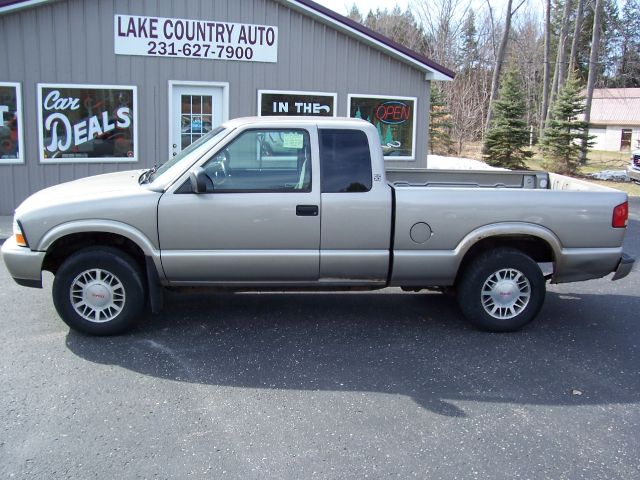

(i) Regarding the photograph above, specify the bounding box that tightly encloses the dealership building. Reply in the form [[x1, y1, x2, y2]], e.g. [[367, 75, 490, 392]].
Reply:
[[0, 0, 453, 215]]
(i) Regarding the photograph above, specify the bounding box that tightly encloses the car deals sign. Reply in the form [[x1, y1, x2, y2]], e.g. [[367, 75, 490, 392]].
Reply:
[[348, 95, 417, 160], [37, 84, 137, 163], [114, 14, 278, 63]]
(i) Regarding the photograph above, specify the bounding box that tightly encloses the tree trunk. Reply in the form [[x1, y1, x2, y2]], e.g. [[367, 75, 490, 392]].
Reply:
[[557, 0, 573, 92], [568, 0, 585, 73], [546, 44, 561, 124], [580, 0, 603, 163], [485, 0, 514, 131], [540, 0, 552, 136]]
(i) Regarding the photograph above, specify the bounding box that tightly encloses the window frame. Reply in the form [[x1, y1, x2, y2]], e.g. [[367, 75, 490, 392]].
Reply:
[[0, 82, 25, 165], [257, 90, 337, 117], [199, 127, 313, 194], [347, 93, 417, 161], [37, 83, 138, 164], [319, 128, 373, 194]]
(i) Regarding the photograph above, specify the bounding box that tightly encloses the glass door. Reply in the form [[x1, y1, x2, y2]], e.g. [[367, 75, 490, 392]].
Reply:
[[169, 83, 226, 157]]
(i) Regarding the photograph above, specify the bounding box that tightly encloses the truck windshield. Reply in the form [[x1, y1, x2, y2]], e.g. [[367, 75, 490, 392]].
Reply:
[[149, 126, 229, 183]]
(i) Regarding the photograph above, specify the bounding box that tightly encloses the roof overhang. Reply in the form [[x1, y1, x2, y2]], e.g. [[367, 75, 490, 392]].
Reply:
[[0, 0, 52, 14]]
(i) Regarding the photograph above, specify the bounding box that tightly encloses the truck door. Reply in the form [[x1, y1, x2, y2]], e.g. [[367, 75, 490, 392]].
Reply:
[[318, 128, 392, 284], [157, 126, 321, 284]]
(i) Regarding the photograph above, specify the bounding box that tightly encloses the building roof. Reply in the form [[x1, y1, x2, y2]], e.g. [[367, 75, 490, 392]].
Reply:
[[0, 0, 455, 81], [588, 88, 640, 127]]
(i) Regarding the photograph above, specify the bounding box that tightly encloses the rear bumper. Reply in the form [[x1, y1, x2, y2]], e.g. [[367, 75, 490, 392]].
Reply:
[[612, 253, 635, 281], [1, 236, 45, 288], [553, 248, 634, 284]]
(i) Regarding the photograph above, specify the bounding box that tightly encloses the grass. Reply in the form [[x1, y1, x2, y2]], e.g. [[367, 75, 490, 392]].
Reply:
[[455, 142, 640, 196]]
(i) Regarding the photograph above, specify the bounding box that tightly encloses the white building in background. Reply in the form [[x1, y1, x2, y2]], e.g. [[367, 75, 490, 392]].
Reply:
[[586, 88, 640, 152]]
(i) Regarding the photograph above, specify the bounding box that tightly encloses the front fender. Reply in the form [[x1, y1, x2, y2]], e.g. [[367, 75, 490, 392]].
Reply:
[[37, 220, 162, 277]]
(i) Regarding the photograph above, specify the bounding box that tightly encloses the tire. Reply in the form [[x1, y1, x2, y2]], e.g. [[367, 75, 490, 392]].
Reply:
[[457, 248, 546, 332], [52, 247, 145, 335]]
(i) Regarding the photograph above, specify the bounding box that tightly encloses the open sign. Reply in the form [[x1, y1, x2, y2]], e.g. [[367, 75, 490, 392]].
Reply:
[[375, 101, 410, 125], [349, 94, 417, 160]]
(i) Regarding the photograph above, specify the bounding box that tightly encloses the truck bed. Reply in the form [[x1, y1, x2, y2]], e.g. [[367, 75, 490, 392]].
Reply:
[[385, 168, 549, 189], [386, 168, 624, 194]]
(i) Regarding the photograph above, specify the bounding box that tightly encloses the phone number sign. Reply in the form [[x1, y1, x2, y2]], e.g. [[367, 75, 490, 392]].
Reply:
[[114, 14, 278, 63]]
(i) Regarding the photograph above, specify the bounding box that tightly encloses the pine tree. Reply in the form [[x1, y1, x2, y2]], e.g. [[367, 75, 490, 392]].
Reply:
[[482, 69, 532, 169], [540, 74, 592, 174], [429, 85, 453, 154]]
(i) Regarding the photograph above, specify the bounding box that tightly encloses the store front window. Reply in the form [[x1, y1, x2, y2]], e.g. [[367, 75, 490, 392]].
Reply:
[[38, 84, 137, 163], [0, 82, 24, 164]]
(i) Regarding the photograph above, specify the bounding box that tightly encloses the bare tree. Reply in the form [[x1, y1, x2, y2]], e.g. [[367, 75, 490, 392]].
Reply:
[[540, 0, 552, 136], [512, 9, 544, 135], [485, 0, 527, 131], [411, 0, 470, 67], [580, 0, 603, 163], [556, 0, 573, 93], [546, 0, 573, 125], [568, 0, 585, 73]]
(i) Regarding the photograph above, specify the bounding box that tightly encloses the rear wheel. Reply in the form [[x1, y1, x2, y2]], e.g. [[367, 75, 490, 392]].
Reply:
[[52, 247, 145, 335], [457, 248, 546, 332]]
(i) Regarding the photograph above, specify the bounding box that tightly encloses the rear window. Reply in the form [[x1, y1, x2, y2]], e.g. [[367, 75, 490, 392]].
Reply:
[[319, 129, 372, 193]]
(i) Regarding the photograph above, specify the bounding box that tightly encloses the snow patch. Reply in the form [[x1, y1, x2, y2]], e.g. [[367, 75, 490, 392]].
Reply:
[[427, 155, 506, 171]]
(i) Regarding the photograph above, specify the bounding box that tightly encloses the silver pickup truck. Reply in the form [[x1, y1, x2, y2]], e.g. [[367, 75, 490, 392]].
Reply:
[[2, 117, 635, 335]]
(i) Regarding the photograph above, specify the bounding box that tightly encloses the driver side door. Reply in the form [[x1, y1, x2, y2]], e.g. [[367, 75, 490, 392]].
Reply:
[[157, 126, 321, 285]]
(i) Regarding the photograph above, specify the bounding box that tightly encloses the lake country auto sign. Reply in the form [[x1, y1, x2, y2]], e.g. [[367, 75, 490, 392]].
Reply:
[[114, 14, 278, 63]]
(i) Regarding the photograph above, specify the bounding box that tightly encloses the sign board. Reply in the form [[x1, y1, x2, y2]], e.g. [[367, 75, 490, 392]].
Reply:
[[258, 90, 336, 116], [348, 94, 417, 160], [0, 82, 24, 164], [115, 14, 278, 63], [37, 84, 138, 163]]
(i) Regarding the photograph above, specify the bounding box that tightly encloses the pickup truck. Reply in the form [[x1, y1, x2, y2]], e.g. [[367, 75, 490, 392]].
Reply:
[[2, 117, 635, 335]]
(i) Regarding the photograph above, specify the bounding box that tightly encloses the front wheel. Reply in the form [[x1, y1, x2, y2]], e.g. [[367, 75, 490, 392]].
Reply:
[[457, 248, 546, 332], [52, 247, 145, 335]]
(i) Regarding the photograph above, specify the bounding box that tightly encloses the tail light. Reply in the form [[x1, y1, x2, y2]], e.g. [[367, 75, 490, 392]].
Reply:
[[612, 202, 629, 228]]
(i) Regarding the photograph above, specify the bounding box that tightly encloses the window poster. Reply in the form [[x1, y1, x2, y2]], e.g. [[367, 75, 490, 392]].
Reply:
[[348, 94, 417, 160], [38, 84, 137, 163], [258, 90, 336, 117], [0, 82, 24, 164]]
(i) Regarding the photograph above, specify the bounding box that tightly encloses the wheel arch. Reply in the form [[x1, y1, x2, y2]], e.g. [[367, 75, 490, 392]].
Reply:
[[454, 223, 560, 285], [39, 220, 160, 277]]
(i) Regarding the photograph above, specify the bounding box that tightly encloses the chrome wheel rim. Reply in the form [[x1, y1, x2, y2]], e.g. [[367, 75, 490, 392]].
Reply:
[[481, 268, 531, 320], [70, 269, 125, 323]]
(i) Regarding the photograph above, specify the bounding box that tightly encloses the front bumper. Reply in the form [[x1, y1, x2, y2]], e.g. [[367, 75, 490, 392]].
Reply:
[[628, 167, 640, 182], [1, 236, 45, 288], [612, 253, 635, 281]]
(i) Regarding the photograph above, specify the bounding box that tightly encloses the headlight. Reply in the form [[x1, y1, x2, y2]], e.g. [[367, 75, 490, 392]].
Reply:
[[12, 218, 28, 247]]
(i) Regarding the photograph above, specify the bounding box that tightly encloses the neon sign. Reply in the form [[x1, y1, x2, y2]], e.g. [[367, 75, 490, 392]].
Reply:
[[375, 101, 410, 125]]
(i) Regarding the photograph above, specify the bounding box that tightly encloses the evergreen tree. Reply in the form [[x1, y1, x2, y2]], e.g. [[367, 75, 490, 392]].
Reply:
[[482, 69, 532, 169], [429, 86, 453, 155], [540, 74, 592, 174], [612, 0, 640, 87]]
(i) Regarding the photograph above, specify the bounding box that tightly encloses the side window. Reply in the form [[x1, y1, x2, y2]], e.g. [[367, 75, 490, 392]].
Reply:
[[319, 129, 372, 193], [201, 129, 311, 192]]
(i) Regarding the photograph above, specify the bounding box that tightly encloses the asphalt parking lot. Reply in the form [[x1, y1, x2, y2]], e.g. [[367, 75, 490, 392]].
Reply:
[[1, 199, 639, 479]]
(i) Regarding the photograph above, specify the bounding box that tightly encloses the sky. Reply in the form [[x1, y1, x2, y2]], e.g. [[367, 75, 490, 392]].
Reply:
[[313, 0, 541, 18], [314, 0, 411, 16]]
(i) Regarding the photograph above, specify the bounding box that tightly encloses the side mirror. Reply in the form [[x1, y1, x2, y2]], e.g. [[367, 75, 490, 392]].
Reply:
[[189, 167, 212, 193]]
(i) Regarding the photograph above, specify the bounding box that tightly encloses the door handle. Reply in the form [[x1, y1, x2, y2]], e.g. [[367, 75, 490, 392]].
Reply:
[[296, 205, 318, 216]]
